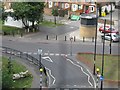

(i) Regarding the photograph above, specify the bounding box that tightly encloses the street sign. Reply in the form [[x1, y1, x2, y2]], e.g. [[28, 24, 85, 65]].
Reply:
[[100, 76, 104, 81]]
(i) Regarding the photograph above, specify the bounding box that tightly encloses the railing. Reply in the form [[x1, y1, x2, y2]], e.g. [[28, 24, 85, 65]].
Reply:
[[2, 46, 41, 67]]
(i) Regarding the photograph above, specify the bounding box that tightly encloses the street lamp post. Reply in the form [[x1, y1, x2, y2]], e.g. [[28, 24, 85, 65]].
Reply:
[[38, 48, 43, 89], [110, 2, 112, 54], [101, 19, 106, 90], [70, 37, 73, 56], [93, 6, 98, 75]]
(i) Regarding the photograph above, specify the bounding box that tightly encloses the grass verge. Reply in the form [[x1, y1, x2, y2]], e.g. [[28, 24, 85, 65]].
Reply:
[[77, 53, 119, 81], [2, 25, 22, 34], [2, 57, 33, 88], [39, 20, 64, 27]]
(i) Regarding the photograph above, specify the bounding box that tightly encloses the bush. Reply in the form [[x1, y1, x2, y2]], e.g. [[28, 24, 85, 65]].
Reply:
[[58, 9, 65, 17]]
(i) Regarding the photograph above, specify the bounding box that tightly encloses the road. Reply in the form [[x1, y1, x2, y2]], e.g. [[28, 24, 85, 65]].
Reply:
[[2, 38, 98, 88]]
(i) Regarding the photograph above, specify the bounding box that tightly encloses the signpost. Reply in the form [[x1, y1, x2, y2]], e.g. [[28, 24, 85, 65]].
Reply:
[[38, 48, 43, 89]]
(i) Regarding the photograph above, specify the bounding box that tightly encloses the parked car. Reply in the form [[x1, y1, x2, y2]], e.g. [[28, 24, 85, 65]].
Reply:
[[99, 26, 119, 34], [101, 33, 120, 42], [71, 15, 80, 21]]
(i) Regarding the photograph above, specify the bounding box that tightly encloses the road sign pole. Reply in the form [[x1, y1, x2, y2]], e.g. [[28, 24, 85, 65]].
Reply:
[[110, 2, 112, 54], [93, 6, 98, 75], [38, 48, 42, 89]]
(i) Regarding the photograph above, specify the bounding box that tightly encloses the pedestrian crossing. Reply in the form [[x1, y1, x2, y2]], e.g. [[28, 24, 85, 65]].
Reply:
[[2, 49, 76, 56]]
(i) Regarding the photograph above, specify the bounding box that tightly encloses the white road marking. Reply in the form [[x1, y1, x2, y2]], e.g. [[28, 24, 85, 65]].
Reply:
[[86, 69, 96, 88], [50, 53, 54, 56], [70, 27, 74, 28], [17, 52, 20, 54], [55, 54, 59, 56], [44, 53, 48, 55], [28, 52, 32, 55], [33, 53, 37, 55], [45, 67, 56, 85], [42, 56, 53, 62], [61, 54, 65, 56], [7, 51, 11, 53], [23, 52, 27, 54], [66, 58, 94, 87]]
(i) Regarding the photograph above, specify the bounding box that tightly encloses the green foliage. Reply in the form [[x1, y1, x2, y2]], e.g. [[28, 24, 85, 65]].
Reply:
[[2, 25, 22, 35], [2, 57, 33, 88], [58, 9, 65, 17], [0, 3, 8, 22], [78, 53, 119, 81], [52, 8, 59, 16], [10, 2, 45, 29], [39, 20, 63, 27]]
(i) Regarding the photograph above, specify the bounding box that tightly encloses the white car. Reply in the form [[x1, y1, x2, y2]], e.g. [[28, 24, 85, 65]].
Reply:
[[101, 33, 120, 42]]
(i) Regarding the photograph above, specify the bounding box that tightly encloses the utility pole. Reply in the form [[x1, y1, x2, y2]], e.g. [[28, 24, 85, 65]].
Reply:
[[93, 4, 98, 75], [38, 48, 43, 89], [110, 2, 112, 54], [101, 19, 106, 90]]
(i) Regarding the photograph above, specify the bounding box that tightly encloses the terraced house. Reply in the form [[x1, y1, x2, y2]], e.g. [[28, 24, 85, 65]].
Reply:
[[44, 1, 116, 17]]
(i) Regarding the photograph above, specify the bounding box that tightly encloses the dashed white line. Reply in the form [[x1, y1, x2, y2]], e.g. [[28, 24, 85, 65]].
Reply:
[[50, 53, 54, 56], [28, 52, 32, 55], [33, 53, 37, 55], [44, 53, 48, 55], [55, 54, 59, 56], [23, 52, 27, 54]]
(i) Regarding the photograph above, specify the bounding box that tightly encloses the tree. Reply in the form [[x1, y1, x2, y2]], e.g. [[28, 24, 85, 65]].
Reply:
[[10, 2, 45, 31], [0, 3, 8, 23], [52, 7, 59, 24]]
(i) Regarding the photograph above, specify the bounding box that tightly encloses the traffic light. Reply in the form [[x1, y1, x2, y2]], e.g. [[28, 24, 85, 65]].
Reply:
[[96, 68, 100, 75]]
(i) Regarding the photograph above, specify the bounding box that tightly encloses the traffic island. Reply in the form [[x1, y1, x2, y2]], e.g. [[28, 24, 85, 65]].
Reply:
[[76, 53, 119, 88]]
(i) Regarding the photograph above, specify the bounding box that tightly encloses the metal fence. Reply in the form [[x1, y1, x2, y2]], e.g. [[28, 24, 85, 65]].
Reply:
[[2, 46, 39, 67]]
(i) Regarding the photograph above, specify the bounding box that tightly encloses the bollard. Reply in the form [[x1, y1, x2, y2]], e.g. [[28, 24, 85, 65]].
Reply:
[[65, 36, 67, 41], [56, 35, 57, 40], [74, 36, 76, 42], [12, 31, 15, 37], [83, 37, 85, 42], [46, 35, 49, 40], [92, 37, 94, 42], [21, 33, 23, 37]]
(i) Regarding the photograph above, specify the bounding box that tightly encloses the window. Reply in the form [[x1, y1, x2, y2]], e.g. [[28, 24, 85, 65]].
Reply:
[[78, 5, 83, 10], [62, 3, 64, 8]]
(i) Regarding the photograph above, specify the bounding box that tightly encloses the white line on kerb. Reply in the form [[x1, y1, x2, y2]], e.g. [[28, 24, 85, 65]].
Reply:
[[66, 58, 94, 87]]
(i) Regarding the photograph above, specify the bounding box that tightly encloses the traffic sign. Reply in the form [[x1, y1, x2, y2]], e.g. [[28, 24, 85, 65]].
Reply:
[[100, 76, 104, 81]]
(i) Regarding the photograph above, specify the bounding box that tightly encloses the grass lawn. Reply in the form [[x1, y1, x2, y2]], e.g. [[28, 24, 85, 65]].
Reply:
[[0, 57, 2, 88], [2, 57, 33, 88], [39, 20, 64, 27], [77, 53, 119, 81]]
